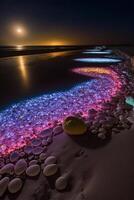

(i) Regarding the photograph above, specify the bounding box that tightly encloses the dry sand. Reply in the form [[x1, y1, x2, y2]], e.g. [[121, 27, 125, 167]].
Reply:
[[4, 124, 134, 200]]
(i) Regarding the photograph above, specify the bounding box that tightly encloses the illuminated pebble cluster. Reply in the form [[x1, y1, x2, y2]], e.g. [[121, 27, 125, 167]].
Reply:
[[0, 67, 122, 156], [74, 58, 122, 63]]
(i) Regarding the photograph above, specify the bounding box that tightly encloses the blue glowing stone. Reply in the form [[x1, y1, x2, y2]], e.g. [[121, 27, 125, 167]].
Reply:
[[125, 96, 134, 107]]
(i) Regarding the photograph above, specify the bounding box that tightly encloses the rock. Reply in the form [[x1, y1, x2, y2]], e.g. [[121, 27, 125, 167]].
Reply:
[[29, 160, 38, 166], [42, 139, 48, 146], [53, 125, 63, 136], [26, 164, 40, 177], [43, 164, 58, 177], [20, 152, 25, 158], [0, 163, 14, 175], [40, 128, 53, 138], [39, 153, 46, 161], [44, 156, 57, 165], [46, 137, 53, 145], [32, 147, 44, 155], [55, 176, 68, 191], [8, 178, 22, 194], [98, 133, 106, 139], [0, 177, 9, 197], [24, 145, 33, 154], [31, 138, 41, 147], [63, 116, 87, 135], [14, 159, 27, 175], [10, 151, 20, 162], [28, 155, 34, 161]]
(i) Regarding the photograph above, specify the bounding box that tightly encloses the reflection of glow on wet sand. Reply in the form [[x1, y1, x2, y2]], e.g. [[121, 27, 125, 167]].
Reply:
[[74, 58, 122, 63], [18, 56, 29, 87], [0, 67, 122, 156]]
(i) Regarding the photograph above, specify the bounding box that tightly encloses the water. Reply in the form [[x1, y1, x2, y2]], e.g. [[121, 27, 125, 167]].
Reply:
[[0, 50, 91, 109], [0, 45, 133, 109]]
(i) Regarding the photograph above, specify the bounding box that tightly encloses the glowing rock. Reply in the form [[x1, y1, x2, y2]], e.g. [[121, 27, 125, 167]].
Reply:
[[125, 97, 134, 107], [74, 58, 122, 63], [63, 116, 87, 135]]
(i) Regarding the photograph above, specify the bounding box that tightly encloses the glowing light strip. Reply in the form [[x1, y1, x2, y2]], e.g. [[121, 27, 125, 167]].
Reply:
[[83, 51, 112, 54], [0, 67, 122, 156], [74, 58, 122, 63]]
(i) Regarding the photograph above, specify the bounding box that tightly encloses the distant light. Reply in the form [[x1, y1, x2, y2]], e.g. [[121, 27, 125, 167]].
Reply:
[[16, 28, 23, 33], [12, 25, 27, 36], [16, 45, 23, 50], [74, 58, 122, 63]]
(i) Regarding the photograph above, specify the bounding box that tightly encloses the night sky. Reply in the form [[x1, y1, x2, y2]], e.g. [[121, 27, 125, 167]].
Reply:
[[0, 0, 134, 45]]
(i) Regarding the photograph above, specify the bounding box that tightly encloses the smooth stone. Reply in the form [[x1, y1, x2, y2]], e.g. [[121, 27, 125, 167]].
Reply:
[[10, 151, 20, 163], [43, 164, 58, 177], [32, 147, 44, 155], [24, 145, 33, 154], [53, 126, 63, 135], [31, 138, 41, 147], [0, 177, 9, 197], [63, 116, 87, 135], [46, 137, 53, 144], [44, 156, 57, 165], [20, 152, 25, 158], [26, 164, 40, 177], [29, 160, 38, 166], [40, 128, 53, 138], [55, 176, 68, 191], [0, 163, 14, 175], [39, 153, 46, 161], [98, 133, 106, 139], [42, 139, 48, 146], [8, 178, 22, 194], [14, 159, 27, 175]]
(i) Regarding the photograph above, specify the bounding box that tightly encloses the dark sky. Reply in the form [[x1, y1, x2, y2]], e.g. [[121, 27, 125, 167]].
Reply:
[[0, 0, 134, 45]]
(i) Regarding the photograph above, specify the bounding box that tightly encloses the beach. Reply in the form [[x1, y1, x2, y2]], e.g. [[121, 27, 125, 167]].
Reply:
[[0, 46, 134, 200]]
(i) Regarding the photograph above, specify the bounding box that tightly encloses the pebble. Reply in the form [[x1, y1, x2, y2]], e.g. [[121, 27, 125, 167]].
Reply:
[[32, 147, 44, 155], [26, 164, 40, 177], [98, 133, 106, 139], [46, 137, 53, 145], [20, 152, 25, 158], [29, 160, 38, 166], [24, 145, 33, 154], [63, 116, 87, 135], [55, 176, 68, 191], [39, 153, 46, 161], [44, 156, 57, 165], [8, 178, 22, 194], [31, 138, 41, 147], [14, 159, 27, 175], [0, 177, 9, 197], [43, 164, 58, 177], [53, 125, 63, 136], [10, 151, 20, 163], [0, 163, 14, 175], [40, 128, 53, 138], [42, 139, 48, 146]]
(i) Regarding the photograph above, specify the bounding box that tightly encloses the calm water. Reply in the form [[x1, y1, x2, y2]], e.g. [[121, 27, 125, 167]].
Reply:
[[0, 46, 133, 109], [0, 50, 93, 109]]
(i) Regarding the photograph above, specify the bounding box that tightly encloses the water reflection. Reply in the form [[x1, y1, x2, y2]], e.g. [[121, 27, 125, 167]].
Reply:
[[16, 45, 24, 50], [18, 56, 29, 87]]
